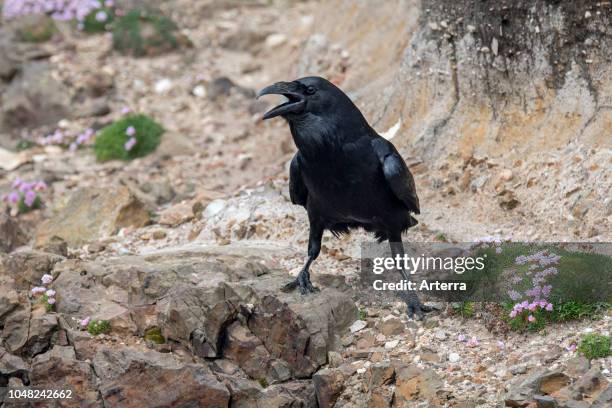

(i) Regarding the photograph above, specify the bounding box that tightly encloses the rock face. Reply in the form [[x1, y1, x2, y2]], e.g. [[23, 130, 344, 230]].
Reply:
[[35, 186, 150, 247], [93, 346, 230, 408], [0, 214, 27, 253]]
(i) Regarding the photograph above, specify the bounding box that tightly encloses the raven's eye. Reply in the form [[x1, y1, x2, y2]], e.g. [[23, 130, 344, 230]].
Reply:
[[305, 86, 317, 95]]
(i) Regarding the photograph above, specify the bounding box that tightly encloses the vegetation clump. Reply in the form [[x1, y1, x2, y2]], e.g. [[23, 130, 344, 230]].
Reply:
[[82, 7, 115, 33], [87, 320, 111, 335], [94, 114, 164, 162], [144, 327, 165, 344], [577, 333, 611, 360], [112, 9, 189, 57]]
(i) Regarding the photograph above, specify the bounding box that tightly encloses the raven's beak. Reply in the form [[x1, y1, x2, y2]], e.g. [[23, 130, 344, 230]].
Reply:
[[257, 81, 306, 120]]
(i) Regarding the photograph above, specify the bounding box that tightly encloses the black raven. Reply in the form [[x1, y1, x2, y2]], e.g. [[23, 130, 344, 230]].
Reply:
[[258, 76, 429, 318]]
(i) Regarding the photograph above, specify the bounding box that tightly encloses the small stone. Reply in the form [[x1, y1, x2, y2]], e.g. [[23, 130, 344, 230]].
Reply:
[[265, 33, 287, 49], [384, 340, 399, 350], [328, 351, 343, 368], [154, 78, 172, 94], [434, 330, 447, 340], [534, 395, 557, 408], [428, 22, 440, 31], [448, 353, 461, 363], [152, 230, 167, 240], [204, 199, 226, 218], [350, 320, 367, 333], [467, 25, 476, 33]]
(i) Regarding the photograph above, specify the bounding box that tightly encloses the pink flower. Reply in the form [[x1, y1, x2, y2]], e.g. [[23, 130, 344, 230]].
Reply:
[[12, 178, 22, 188], [497, 340, 505, 349], [509, 310, 518, 318], [6, 192, 20, 204], [34, 181, 47, 191], [457, 334, 466, 342], [47, 297, 56, 305], [95, 10, 107, 22], [41, 274, 54, 285], [566, 343, 577, 352], [24, 190, 37, 207], [528, 302, 537, 312], [121, 106, 132, 114], [31, 287, 46, 296], [545, 303, 553, 312], [80, 316, 91, 327], [466, 337, 479, 347], [124, 137, 137, 151], [495, 247, 502, 254], [527, 315, 535, 322], [125, 126, 136, 136], [45, 289, 56, 297], [104, 0, 114, 7]]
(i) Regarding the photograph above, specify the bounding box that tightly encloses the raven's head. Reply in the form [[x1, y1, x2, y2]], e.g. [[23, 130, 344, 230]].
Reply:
[[257, 76, 361, 123]]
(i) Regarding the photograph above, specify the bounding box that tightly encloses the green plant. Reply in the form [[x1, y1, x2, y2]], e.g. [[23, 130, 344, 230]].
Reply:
[[144, 327, 165, 344], [577, 333, 611, 359], [453, 301, 474, 318], [112, 9, 188, 57], [18, 15, 56, 42], [258, 378, 269, 388], [82, 7, 115, 33], [434, 232, 448, 242], [358, 308, 367, 320], [87, 320, 111, 335], [94, 114, 164, 162]]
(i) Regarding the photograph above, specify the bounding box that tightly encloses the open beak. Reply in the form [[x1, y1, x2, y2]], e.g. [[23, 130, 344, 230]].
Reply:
[[257, 82, 305, 120]]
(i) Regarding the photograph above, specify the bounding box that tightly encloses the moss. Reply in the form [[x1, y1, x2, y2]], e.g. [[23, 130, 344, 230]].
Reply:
[[83, 7, 115, 33], [144, 327, 165, 344], [577, 333, 611, 360], [112, 9, 189, 57], [87, 320, 111, 335], [18, 15, 56, 42], [258, 378, 269, 388], [94, 114, 164, 162]]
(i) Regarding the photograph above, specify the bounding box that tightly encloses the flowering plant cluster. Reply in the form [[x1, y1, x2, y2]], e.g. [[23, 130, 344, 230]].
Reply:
[[37, 128, 95, 151], [31, 274, 56, 312], [2, 0, 113, 24], [505, 249, 560, 330], [2, 178, 47, 214]]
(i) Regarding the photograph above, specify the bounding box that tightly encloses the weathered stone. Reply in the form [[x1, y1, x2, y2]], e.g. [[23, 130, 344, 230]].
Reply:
[[1, 62, 71, 131], [376, 316, 405, 336], [565, 356, 590, 378], [313, 368, 346, 408], [534, 395, 558, 408], [35, 186, 150, 247], [222, 320, 272, 379], [0, 346, 29, 384], [158, 201, 196, 226], [367, 360, 395, 391], [259, 380, 317, 408], [93, 346, 230, 407], [29, 346, 100, 407], [1, 302, 31, 355], [0, 214, 28, 253], [22, 307, 58, 358], [394, 363, 443, 404], [218, 374, 262, 408], [4, 249, 62, 289]]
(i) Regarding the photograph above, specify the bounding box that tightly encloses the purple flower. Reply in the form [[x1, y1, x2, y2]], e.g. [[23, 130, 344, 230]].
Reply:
[[104, 0, 114, 7], [466, 337, 479, 347], [124, 137, 137, 151], [95, 10, 107, 22], [12, 178, 22, 189], [24, 190, 37, 207], [509, 310, 518, 318], [527, 315, 535, 322], [80, 316, 91, 327], [121, 106, 132, 114], [508, 290, 521, 301], [34, 181, 47, 191], [45, 289, 56, 297], [457, 334, 466, 342], [566, 343, 577, 352], [41, 274, 54, 285], [125, 126, 136, 136], [31, 287, 46, 296], [47, 297, 56, 305], [545, 303, 553, 311], [6, 192, 20, 204], [495, 247, 502, 254]]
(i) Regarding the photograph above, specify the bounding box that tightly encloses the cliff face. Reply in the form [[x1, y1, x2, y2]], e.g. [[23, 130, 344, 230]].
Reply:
[[300, 0, 611, 160]]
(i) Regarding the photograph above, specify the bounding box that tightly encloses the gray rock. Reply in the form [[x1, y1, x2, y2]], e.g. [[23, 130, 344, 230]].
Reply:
[[534, 395, 558, 408], [0, 214, 28, 253]]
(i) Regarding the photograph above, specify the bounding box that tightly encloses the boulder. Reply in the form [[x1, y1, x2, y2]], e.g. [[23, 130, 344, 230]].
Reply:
[[3, 249, 63, 289], [35, 186, 150, 247], [313, 368, 347, 408], [394, 363, 443, 405], [0, 214, 28, 252], [92, 346, 230, 407], [1, 62, 71, 131], [29, 346, 100, 407]]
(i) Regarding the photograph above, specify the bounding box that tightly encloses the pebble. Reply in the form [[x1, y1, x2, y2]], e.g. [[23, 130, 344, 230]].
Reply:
[[350, 320, 367, 333], [384, 340, 399, 350], [449, 352, 461, 363], [154, 78, 173, 94]]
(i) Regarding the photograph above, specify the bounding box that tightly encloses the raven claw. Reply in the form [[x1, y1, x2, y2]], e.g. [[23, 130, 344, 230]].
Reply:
[[281, 271, 318, 294], [406, 299, 433, 320]]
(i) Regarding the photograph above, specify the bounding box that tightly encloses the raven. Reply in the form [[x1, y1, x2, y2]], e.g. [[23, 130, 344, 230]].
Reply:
[[258, 76, 429, 318]]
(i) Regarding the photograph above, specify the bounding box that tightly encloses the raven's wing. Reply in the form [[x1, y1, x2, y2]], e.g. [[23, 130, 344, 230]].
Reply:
[[371, 137, 420, 214], [289, 153, 308, 206]]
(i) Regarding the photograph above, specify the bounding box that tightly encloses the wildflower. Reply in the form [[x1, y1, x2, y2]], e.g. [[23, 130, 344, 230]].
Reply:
[[34, 181, 47, 191], [24, 190, 37, 207], [41, 274, 54, 284], [121, 106, 132, 114], [104, 0, 114, 7], [497, 340, 505, 349], [125, 126, 136, 136], [509, 310, 518, 318], [47, 297, 56, 305], [95, 10, 107, 22], [45, 289, 56, 297], [527, 315, 536, 322], [545, 303, 553, 312], [508, 290, 521, 301], [457, 334, 466, 342], [6, 192, 20, 204], [80, 316, 91, 327], [566, 343, 577, 352], [528, 302, 537, 312], [31, 287, 46, 296], [12, 178, 22, 189], [495, 247, 502, 254], [69, 142, 78, 151], [124, 137, 137, 151], [466, 337, 479, 347]]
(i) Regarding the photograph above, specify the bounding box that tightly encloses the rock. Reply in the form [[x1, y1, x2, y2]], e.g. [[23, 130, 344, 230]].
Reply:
[[158, 201, 196, 226], [155, 132, 196, 157], [29, 346, 100, 406], [0, 147, 30, 171], [0, 25, 50, 82], [40, 235, 68, 257], [327, 351, 343, 368], [1, 62, 71, 131], [367, 361, 395, 390], [204, 199, 227, 218], [0, 214, 28, 253], [221, 29, 268, 52], [0, 346, 29, 384], [21, 307, 58, 358], [1, 302, 30, 355], [448, 352, 461, 363], [434, 329, 447, 340], [384, 340, 399, 350], [206, 77, 255, 102], [222, 320, 272, 379], [504, 369, 565, 407], [534, 395, 558, 408], [218, 374, 262, 407], [539, 371, 570, 394], [376, 316, 405, 335], [313, 368, 346, 408], [259, 380, 316, 408], [367, 387, 394, 408], [265, 33, 287, 49], [35, 186, 150, 247], [498, 189, 520, 210], [394, 364, 443, 404], [3, 249, 62, 289], [350, 319, 367, 333], [93, 346, 230, 407]]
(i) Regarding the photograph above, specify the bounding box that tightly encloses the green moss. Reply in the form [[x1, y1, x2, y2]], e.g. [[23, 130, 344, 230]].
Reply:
[[18, 15, 56, 42], [87, 320, 111, 335], [94, 114, 164, 162], [258, 378, 269, 388], [577, 333, 611, 359], [83, 7, 115, 33], [112, 9, 188, 57], [144, 327, 165, 344]]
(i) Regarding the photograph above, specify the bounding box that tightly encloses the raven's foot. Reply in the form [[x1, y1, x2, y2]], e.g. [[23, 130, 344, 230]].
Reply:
[[281, 271, 319, 295], [401, 291, 432, 320]]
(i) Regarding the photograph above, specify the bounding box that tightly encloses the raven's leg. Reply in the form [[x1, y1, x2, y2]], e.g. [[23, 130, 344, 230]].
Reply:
[[282, 221, 323, 294], [388, 234, 432, 320]]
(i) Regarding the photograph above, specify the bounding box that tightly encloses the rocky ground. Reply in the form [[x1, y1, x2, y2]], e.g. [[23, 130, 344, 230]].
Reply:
[[0, 0, 610, 407]]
